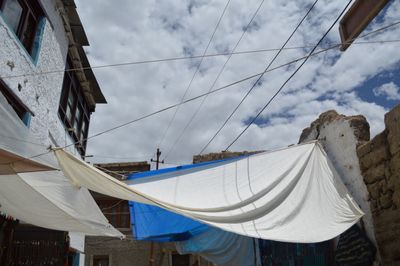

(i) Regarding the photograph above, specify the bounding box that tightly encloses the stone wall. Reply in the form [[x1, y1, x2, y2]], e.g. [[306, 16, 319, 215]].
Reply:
[[85, 236, 170, 266], [356, 104, 400, 265], [193, 150, 262, 164]]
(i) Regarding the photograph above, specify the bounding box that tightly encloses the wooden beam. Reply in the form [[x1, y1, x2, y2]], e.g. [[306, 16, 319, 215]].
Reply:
[[339, 0, 390, 51]]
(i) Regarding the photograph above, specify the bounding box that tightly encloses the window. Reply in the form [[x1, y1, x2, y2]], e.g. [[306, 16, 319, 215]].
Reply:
[[58, 59, 91, 156], [0, 79, 32, 126], [93, 255, 109, 266], [171, 254, 190, 266], [0, 0, 45, 57], [96, 199, 131, 229]]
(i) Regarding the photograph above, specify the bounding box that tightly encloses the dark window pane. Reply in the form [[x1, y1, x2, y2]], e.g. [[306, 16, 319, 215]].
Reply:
[[75, 106, 82, 124], [21, 13, 38, 52], [94, 256, 109, 266], [67, 90, 75, 107], [58, 56, 91, 156], [172, 254, 190, 266], [2, 0, 23, 32], [66, 104, 73, 121], [0, 79, 31, 126], [73, 118, 79, 134]]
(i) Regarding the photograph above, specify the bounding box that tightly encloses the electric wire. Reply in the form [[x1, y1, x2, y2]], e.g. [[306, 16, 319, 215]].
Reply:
[[224, 0, 353, 151], [1, 21, 399, 166], [100, 199, 125, 211], [0, 38, 399, 81], [93, 165, 127, 178], [91, 154, 152, 161], [156, 0, 232, 150], [163, 0, 266, 160], [0, 45, 330, 166], [198, 0, 320, 155]]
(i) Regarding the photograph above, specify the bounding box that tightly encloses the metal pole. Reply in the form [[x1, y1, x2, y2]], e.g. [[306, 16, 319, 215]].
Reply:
[[149, 148, 164, 266]]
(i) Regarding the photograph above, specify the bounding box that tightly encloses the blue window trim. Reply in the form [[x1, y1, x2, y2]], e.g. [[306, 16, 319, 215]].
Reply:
[[22, 112, 32, 127], [0, 11, 46, 66], [31, 17, 46, 64]]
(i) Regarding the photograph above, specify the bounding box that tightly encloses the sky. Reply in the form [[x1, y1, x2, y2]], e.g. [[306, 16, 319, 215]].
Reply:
[[74, 0, 400, 168]]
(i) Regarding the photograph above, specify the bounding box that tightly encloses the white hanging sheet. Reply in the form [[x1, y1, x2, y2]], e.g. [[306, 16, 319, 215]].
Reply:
[[0, 93, 122, 237], [0, 170, 123, 237], [55, 141, 364, 243], [0, 93, 57, 174]]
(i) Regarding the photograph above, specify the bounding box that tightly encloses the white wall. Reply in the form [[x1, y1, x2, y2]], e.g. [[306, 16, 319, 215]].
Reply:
[[0, 0, 79, 155], [301, 119, 377, 249], [1, 2, 85, 264]]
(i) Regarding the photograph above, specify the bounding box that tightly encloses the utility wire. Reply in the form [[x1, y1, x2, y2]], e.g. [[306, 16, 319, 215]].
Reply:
[[224, 0, 353, 151], [100, 199, 125, 211], [1, 22, 399, 166], [0, 38, 399, 80], [156, 0, 232, 150], [91, 154, 152, 160], [0, 44, 333, 166], [199, 0, 320, 155], [163, 0, 266, 160], [94, 165, 128, 178]]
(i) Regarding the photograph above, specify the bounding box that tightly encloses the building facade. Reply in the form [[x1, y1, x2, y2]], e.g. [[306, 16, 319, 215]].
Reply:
[[0, 0, 105, 265]]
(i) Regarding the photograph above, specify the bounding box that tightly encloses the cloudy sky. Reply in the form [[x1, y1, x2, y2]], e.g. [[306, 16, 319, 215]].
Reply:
[[75, 0, 400, 168]]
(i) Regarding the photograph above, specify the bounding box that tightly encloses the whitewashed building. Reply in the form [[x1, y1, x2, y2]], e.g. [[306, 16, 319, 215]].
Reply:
[[0, 0, 106, 264]]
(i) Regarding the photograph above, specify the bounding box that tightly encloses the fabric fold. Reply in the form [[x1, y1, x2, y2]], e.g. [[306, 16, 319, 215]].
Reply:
[[0, 170, 123, 237], [55, 141, 364, 243]]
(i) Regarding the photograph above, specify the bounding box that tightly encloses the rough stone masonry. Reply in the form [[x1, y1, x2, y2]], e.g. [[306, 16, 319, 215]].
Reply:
[[357, 104, 400, 265]]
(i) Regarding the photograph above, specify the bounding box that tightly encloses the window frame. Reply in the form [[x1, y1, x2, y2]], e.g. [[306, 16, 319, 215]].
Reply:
[[96, 199, 131, 229], [0, 78, 34, 126], [58, 58, 91, 156], [93, 255, 109, 266], [0, 0, 45, 61]]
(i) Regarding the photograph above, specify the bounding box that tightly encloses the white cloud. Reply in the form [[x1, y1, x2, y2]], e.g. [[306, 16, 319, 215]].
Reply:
[[73, 0, 400, 167], [373, 82, 400, 100]]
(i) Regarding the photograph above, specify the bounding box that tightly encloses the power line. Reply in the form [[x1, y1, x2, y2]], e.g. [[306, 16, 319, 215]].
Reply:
[[224, 0, 353, 151], [156, 0, 232, 150], [1, 23, 399, 166], [198, 0, 320, 155], [78, 46, 341, 149], [94, 165, 127, 178], [100, 199, 125, 211], [91, 154, 152, 160], [0, 38, 399, 81], [163, 0, 266, 160]]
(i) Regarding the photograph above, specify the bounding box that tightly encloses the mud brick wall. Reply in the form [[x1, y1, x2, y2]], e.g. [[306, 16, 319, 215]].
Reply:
[[357, 104, 400, 265], [193, 150, 262, 164]]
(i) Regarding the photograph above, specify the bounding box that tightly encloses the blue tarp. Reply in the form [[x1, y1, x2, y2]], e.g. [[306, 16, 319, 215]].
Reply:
[[176, 227, 261, 266], [128, 158, 262, 265], [128, 160, 229, 242], [129, 202, 207, 242], [128, 157, 245, 242]]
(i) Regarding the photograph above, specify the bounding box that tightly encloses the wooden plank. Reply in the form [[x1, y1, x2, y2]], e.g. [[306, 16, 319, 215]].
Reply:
[[339, 0, 390, 51]]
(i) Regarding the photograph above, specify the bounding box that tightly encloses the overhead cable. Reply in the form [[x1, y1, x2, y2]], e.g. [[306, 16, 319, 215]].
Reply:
[[224, 0, 353, 151], [0, 39, 398, 81], [163, 0, 266, 160], [0, 32, 397, 80], [156, 0, 232, 150], [198, 0, 320, 155], [1, 21, 399, 166]]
